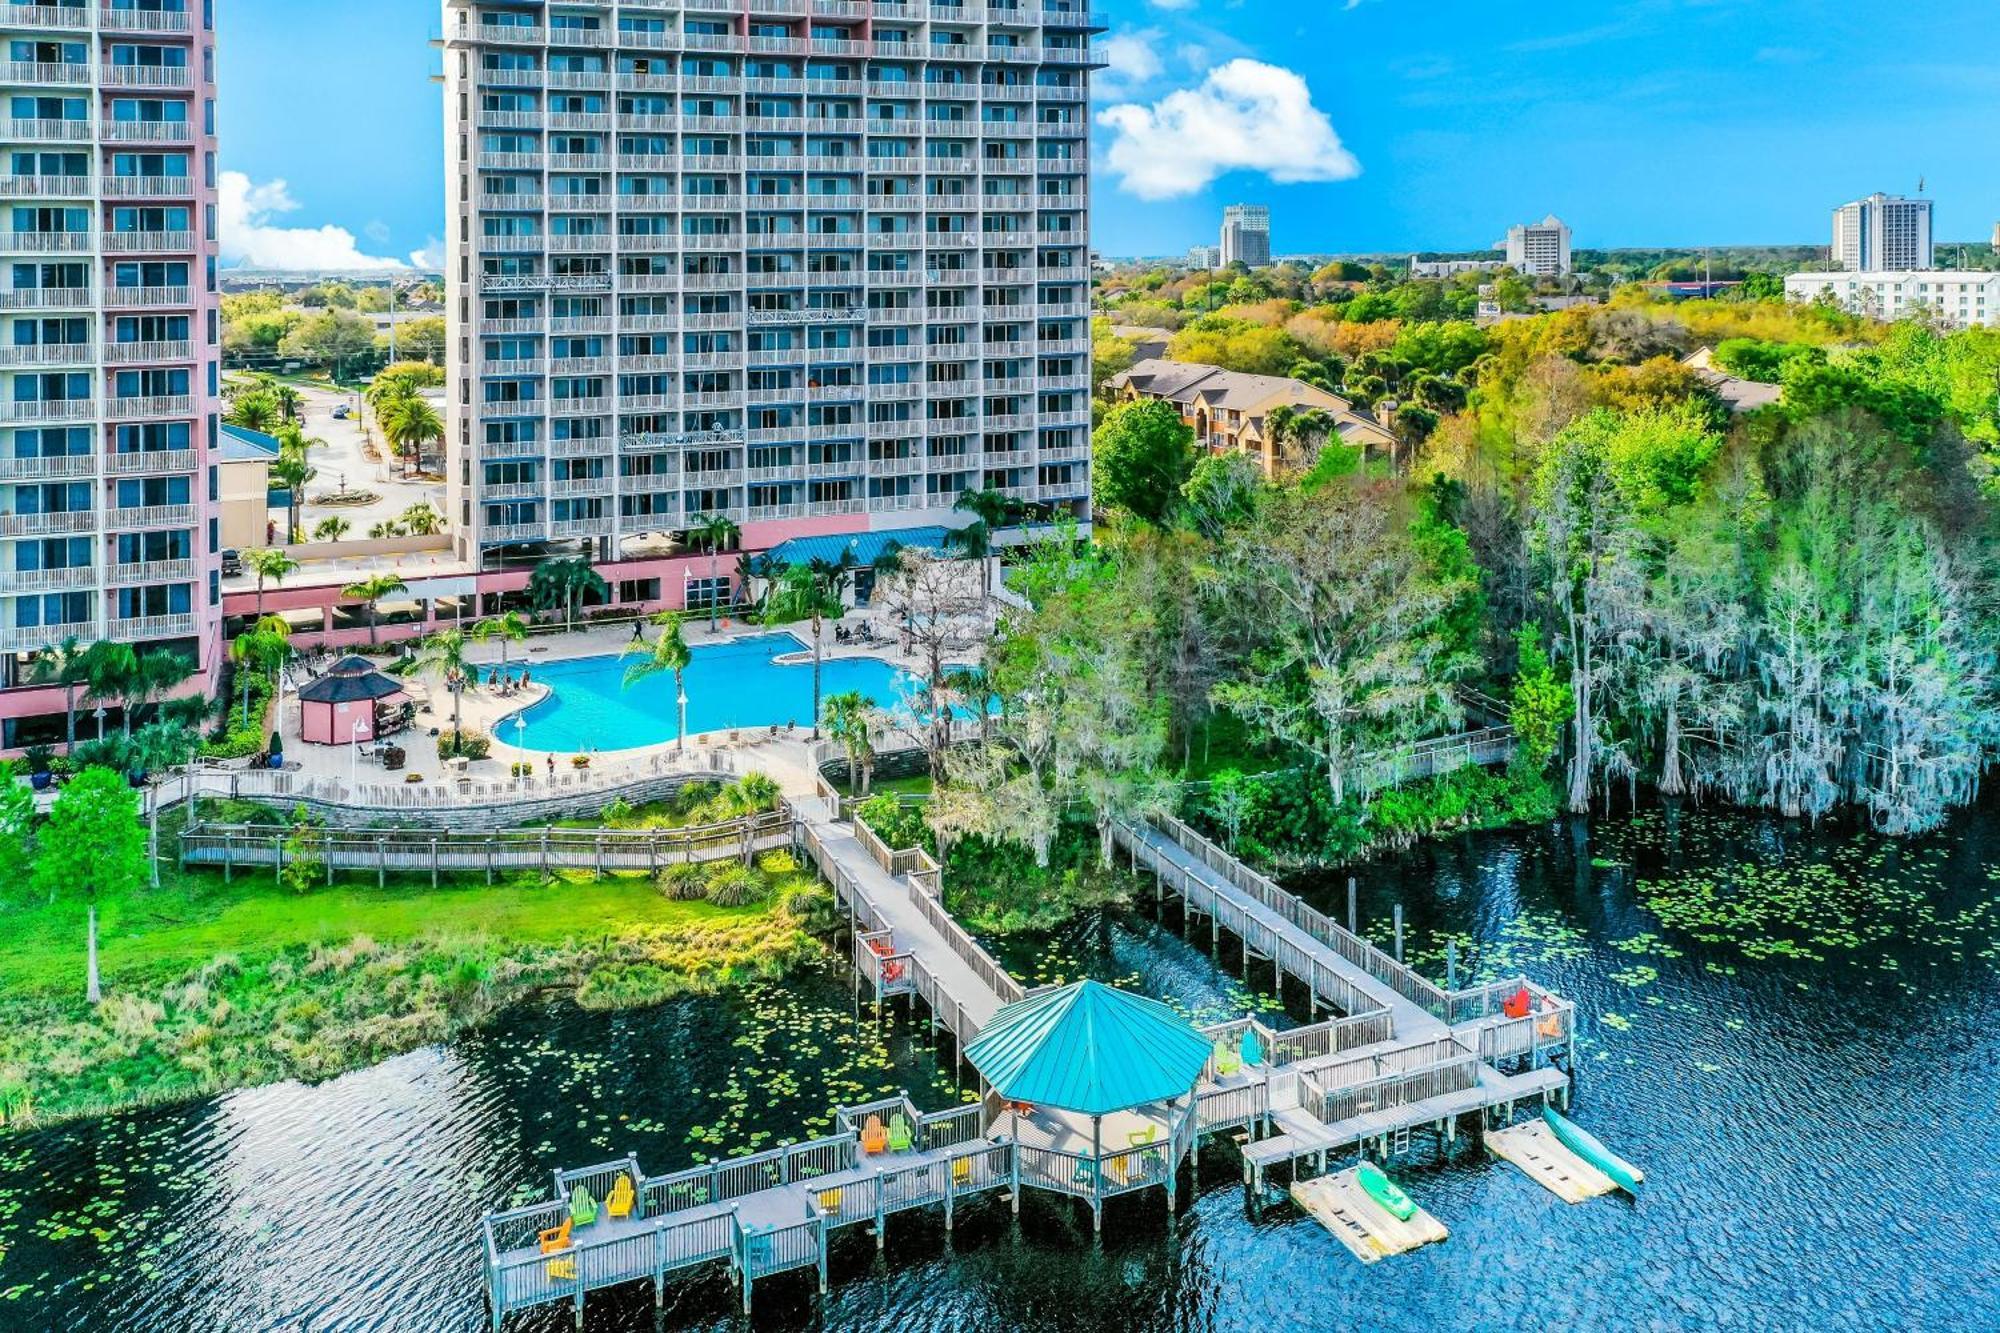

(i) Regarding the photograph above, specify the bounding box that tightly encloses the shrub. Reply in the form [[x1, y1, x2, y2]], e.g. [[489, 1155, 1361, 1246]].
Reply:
[[438, 730, 490, 760], [658, 862, 709, 900], [856, 794, 927, 851], [201, 670, 274, 760], [704, 863, 767, 908], [601, 796, 634, 825], [674, 781, 718, 817]]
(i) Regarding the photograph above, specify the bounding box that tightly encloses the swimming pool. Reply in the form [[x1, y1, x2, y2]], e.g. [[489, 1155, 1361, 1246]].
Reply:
[[501, 632, 940, 753]]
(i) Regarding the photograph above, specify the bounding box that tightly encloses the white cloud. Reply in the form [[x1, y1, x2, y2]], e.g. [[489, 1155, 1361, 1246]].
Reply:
[[218, 171, 410, 271], [1095, 29, 1164, 99], [1096, 59, 1360, 200], [408, 237, 447, 271]]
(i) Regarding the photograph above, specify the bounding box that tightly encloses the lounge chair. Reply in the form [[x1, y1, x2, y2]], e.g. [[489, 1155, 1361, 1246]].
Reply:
[[818, 1186, 844, 1211], [887, 1112, 914, 1152], [606, 1175, 635, 1220], [1241, 1028, 1264, 1068], [545, 1257, 577, 1281], [1213, 1040, 1241, 1078], [1127, 1124, 1160, 1148], [568, 1183, 598, 1228], [861, 1114, 889, 1155], [538, 1217, 572, 1255], [952, 1157, 973, 1187]]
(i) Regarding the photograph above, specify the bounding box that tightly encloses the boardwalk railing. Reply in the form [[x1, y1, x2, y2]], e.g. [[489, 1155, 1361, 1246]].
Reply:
[[1137, 813, 1454, 1020], [852, 809, 1025, 1008], [1348, 726, 1516, 796], [179, 809, 792, 878], [150, 748, 736, 819]]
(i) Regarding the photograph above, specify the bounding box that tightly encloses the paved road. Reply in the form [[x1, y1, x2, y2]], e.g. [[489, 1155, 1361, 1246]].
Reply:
[[283, 384, 445, 542]]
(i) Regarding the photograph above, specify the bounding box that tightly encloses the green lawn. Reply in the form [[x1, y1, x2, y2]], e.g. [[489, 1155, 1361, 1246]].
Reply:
[[838, 772, 934, 798], [0, 863, 753, 999]]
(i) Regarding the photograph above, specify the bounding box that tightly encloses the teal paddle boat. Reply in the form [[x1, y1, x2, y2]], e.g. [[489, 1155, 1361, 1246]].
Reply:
[[1543, 1107, 1644, 1195], [1354, 1161, 1417, 1221]]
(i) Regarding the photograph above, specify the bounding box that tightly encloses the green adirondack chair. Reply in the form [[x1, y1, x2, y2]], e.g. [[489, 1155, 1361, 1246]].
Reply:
[[568, 1183, 599, 1227], [887, 1112, 914, 1152]]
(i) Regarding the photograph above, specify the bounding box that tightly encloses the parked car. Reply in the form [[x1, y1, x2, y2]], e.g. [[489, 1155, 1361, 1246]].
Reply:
[[331, 404, 350, 420], [220, 548, 241, 575]]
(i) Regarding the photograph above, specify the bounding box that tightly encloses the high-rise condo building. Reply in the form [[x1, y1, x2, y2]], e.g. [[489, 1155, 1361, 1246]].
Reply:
[[0, 0, 223, 746], [440, 0, 1101, 585], [1501, 215, 1571, 277], [1831, 192, 1933, 272], [1219, 203, 1268, 268]]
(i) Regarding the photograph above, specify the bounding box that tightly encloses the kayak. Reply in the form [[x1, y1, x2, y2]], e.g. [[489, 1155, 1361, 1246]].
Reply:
[[1543, 1107, 1644, 1195], [1355, 1160, 1417, 1221]]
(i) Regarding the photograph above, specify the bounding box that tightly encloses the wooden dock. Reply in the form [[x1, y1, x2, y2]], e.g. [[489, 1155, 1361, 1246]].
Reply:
[[482, 801, 1586, 1328], [1487, 1120, 1641, 1203], [1290, 1166, 1448, 1263]]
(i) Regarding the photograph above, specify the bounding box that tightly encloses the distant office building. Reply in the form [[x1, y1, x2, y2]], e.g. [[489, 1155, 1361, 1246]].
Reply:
[[1500, 216, 1572, 277], [1186, 244, 1221, 270], [1785, 269, 2000, 328], [1831, 193, 1933, 272], [1408, 256, 1496, 279], [1220, 205, 1271, 268]]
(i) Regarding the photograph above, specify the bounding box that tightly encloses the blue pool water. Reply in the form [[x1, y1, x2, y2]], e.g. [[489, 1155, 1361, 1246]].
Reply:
[[503, 632, 934, 752]]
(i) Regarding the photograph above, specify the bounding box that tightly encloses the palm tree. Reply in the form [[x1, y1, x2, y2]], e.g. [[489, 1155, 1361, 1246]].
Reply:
[[271, 383, 303, 424], [340, 573, 408, 647], [691, 513, 740, 633], [80, 640, 138, 739], [524, 557, 607, 632], [379, 391, 444, 477], [29, 636, 92, 754], [241, 547, 298, 617], [622, 611, 694, 752], [415, 628, 473, 748], [228, 393, 279, 433], [767, 560, 845, 739], [128, 649, 196, 735], [229, 617, 290, 728], [471, 610, 529, 675], [726, 771, 782, 865], [399, 501, 446, 535], [312, 516, 351, 543], [269, 449, 317, 544], [951, 487, 1011, 598], [822, 690, 877, 795]]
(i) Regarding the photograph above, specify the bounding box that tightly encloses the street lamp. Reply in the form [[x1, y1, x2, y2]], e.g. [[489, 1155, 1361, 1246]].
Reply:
[[348, 716, 365, 788], [676, 687, 688, 757]]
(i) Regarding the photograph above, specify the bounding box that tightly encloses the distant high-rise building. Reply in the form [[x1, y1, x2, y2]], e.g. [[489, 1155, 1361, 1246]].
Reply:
[[1187, 244, 1221, 270], [1990, 220, 2000, 251], [1220, 205, 1271, 268], [1831, 193, 1933, 271], [1500, 216, 1572, 277], [0, 0, 225, 744]]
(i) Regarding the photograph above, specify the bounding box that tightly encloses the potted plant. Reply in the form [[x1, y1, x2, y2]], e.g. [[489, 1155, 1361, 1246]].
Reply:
[[381, 744, 406, 771], [24, 745, 54, 791], [267, 729, 285, 770], [571, 754, 591, 770]]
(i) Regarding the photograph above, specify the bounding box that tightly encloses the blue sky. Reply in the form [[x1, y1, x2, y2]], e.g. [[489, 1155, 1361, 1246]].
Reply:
[[217, 0, 2000, 268]]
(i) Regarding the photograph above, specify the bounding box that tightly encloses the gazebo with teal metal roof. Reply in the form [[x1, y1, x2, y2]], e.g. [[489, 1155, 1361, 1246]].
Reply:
[[965, 980, 1213, 1227]]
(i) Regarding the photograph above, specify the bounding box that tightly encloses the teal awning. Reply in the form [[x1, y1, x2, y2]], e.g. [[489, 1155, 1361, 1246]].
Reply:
[[963, 980, 1213, 1117], [758, 525, 950, 572]]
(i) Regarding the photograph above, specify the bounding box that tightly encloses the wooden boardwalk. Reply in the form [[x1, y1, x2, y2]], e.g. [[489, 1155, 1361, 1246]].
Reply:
[[1290, 1167, 1449, 1263], [482, 802, 1583, 1326]]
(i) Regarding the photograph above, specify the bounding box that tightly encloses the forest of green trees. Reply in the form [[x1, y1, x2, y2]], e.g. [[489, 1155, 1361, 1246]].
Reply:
[[977, 292, 2000, 874]]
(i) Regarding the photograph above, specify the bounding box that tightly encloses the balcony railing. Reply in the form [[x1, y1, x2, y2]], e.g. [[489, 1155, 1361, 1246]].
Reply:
[[0, 399, 94, 425], [101, 119, 195, 144], [0, 341, 91, 367], [0, 231, 90, 253], [105, 285, 192, 308], [104, 394, 195, 421], [0, 509, 95, 537], [108, 612, 198, 642], [105, 339, 194, 364], [103, 229, 195, 254], [106, 502, 196, 529], [99, 6, 195, 34], [0, 117, 91, 141]]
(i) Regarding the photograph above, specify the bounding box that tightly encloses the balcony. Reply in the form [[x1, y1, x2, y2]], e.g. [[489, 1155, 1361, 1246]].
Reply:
[[0, 509, 95, 537], [0, 231, 90, 253], [0, 341, 91, 367], [0, 565, 97, 595], [106, 502, 195, 529], [109, 612, 197, 643], [482, 521, 549, 544], [0, 452, 92, 480], [0, 173, 91, 197], [104, 63, 193, 89], [107, 447, 194, 475], [0, 285, 90, 310], [0, 116, 90, 142], [103, 229, 195, 254], [549, 516, 608, 538], [0, 399, 94, 425], [102, 173, 195, 198], [109, 557, 192, 584], [99, 5, 194, 34], [105, 284, 192, 308], [104, 394, 195, 421], [102, 119, 195, 145], [104, 339, 194, 365], [0, 58, 89, 84]]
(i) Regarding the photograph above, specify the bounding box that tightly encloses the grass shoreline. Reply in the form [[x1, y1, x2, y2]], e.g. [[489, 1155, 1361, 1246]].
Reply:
[[0, 808, 833, 1134]]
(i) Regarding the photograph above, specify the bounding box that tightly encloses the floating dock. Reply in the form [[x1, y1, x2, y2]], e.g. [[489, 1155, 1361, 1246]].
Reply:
[[1289, 1166, 1448, 1263], [1486, 1120, 1641, 1202]]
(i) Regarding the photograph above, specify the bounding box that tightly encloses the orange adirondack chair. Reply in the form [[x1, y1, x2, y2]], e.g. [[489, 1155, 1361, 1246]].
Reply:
[[860, 1114, 889, 1154], [538, 1217, 573, 1255]]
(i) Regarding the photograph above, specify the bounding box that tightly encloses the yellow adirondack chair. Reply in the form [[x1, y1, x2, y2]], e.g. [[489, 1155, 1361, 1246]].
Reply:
[[606, 1175, 635, 1220]]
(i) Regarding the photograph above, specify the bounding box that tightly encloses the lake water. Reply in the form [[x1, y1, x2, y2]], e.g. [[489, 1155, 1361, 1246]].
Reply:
[[4, 803, 1998, 1330]]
